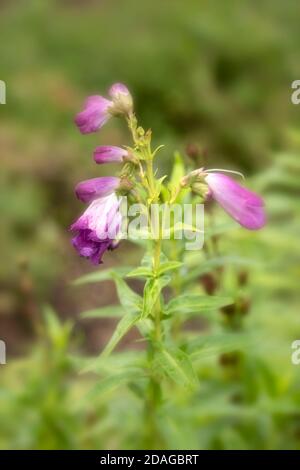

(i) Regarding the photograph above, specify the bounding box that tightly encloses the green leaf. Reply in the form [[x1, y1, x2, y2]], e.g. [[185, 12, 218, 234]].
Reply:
[[155, 175, 168, 197], [101, 311, 141, 358], [142, 276, 170, 319], [77, 350, 147, 374], [110, 273, 142, 313], [165, 294, 233, 316], [164, 222, 204, 238], [72, 267, 132, 286], [43, 305, 73, 349], [187, 332, 254, 359], [126, 266, 153, 279], [154, 346, 197, 387], [169, 152, 185, 188], [80, 305, 125, 319], [152, 144, 165, 158], [43, 305, 62, 335], [87, 369, 145, 396], [157, 261, 183, 276]]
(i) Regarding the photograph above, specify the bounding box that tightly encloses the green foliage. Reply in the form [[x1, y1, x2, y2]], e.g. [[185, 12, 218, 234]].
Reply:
[[154, 345, 197, 388], [165, 294, 233, 316]]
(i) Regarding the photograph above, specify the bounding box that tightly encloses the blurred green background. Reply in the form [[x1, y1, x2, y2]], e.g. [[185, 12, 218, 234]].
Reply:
[[0, 0, 300, 449]]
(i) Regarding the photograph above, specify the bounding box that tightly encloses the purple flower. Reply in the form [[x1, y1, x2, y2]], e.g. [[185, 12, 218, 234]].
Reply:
[[94, 146, 128, 164], [204, 173, 266, 230], [75, 176, 120, 203], [70, 193, 122, 265], [74, 83, 133, 134], [75, 95, 113, 134]]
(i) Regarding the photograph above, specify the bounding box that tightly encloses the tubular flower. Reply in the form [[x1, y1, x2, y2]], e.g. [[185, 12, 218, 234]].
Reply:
[[204, 172, 266, 230], [75, 95, 113, 134], [75, 83, 132, 134], [70, 193, 122, 265], [93, 146, 128, 164], [75, 176, 120, 203]]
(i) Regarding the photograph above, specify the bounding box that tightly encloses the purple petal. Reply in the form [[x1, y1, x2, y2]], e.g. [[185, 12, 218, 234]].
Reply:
[[70, 193, 122, 264], [205, 173, 266, 230], [72, 230, 113, 265], [71, 194, 121, 236], [75, 177, 120, 203], [94, 146, 127, 164], [74, 95, 113, 134]]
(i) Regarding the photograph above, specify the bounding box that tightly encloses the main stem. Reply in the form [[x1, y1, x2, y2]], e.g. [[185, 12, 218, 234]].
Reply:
[[145, 143, 163, 448], [128, 114, 163, 447], [153, 238, 162, 341]]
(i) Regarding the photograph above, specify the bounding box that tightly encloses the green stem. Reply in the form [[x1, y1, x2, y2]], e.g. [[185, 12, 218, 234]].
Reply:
[[153, 238, 162, 342], [127, 114, 164, 448], [146, 159, 156, 200], [145, 142, 163, 447], [143, 236, 162, 448]]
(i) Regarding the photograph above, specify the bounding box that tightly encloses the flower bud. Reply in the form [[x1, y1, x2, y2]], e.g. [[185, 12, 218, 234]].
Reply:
[[94, 146, 128, 164], [75, 177, 120, 203], [180, 168, 205, 187], [191, 181, 210, 199], [181, 169, 209, 198], [108, 83, 133, 116], [75, 96, 112, 134]]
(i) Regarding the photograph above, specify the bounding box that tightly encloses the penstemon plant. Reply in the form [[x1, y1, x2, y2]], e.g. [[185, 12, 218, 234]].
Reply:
[[71, 84, 266, 448]]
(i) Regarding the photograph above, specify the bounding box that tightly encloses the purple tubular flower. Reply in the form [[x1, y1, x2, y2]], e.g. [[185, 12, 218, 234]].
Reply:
[[94, 146, 128, 164], [204, 173, 266, 230], [75, 176, 120, 203], [70, 193, 122, 264], [75, 95, 113, 134]]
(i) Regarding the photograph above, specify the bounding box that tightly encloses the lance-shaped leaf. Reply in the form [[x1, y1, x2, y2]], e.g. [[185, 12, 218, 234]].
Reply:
[[163, 222, 204, 239], [110, 272, 142, 313], [186, 332, 255, 360], [142, 276, 170, 319], [168, 152, 186, 203], [165, 294, 233, 316], [100, 311, 141, 358], [126, 266, 153, 279], [80, 305, 125, 319], [154, 345, 197, 388], [157, 261, 183, 276], [76, 350, 147, 374], [72, 266, 132, 286], [87, 369, 146, 396]]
